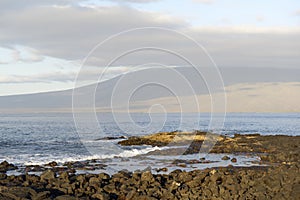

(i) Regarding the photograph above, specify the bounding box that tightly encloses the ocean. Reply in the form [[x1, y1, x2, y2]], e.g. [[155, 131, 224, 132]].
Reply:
[[0, 112, 299, 174]]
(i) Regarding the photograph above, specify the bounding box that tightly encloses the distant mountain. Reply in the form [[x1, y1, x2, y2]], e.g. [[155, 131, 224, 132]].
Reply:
[[0, 67, 299, 113]]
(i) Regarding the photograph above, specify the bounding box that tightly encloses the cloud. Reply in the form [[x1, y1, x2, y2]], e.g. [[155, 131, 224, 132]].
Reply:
[[0, 0, 160, 12], [0, 0, 79, 12], [256, 15, 264, 22], [106, 0, 161, 3], [292, 9, 300, 16], [0, 46, 44, 64], [192, 0, 214, 5], [0, 47, 15, 64], [0, 6, 186, 61], [12, 46, 44, 63], [0, 72, 76, 84], [0, 66, 133, 84], [0, 4, 299, 71]]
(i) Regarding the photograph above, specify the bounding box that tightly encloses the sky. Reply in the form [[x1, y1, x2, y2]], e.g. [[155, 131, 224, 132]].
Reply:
[[0, 0, 299, 96]]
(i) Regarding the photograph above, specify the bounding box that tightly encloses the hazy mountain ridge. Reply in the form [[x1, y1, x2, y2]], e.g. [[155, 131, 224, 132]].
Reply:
[[0, 67, 299, 113]]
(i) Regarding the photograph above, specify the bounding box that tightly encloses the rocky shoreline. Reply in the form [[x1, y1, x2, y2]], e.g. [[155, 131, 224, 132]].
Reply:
[[0, 132, 299, 199]]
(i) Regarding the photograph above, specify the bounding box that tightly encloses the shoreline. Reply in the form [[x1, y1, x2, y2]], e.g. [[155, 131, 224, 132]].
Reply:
[[0, 132, 299, 199]]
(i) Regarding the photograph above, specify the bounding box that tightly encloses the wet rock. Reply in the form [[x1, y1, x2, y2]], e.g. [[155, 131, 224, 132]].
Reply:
[[142, 166, 152, 172], [25, 165, 45, 172], [118, 136, 168, 147], [189, 159, 201, 164], [46, 161, 58, 167], [222, 155, 230, 160], [0, 161, 17, 173], [172, 159, 186, 164], [0, 132, 299, 199], [155, 167, 168, 173], [231, 158, 237, 163], [177, 163, 187, 168], [96, 136, 127, 140]]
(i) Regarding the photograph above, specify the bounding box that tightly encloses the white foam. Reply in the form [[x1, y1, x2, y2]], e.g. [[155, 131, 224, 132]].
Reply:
[[0, 146, 163, 166]]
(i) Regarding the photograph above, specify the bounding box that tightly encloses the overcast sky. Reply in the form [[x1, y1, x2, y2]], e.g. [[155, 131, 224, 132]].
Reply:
[[0, 0, 299, 96]]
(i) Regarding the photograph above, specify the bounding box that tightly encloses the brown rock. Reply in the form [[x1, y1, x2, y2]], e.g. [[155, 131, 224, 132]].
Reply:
[[55, 195, 77, 200], [222, 155, 230, 160], [126, 190, 136, 200], [40, 169, 56, 181], [46, 161, 58, 167], [33, 191, 50, 199], [92, 192, 110, 200], [141, 171, 154, 183], [0, 173, 7, 180], [0, 161, 17, 173]]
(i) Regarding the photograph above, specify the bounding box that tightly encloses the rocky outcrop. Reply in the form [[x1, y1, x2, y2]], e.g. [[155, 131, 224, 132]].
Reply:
[[0, 164, 299, 199], [0, 133, 299, 199], [118, 131, 223, 147], [119, 132, 300, 164]]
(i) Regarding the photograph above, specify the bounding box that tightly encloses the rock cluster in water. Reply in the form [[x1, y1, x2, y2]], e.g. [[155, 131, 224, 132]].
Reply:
[[0, 132, 299, 199]]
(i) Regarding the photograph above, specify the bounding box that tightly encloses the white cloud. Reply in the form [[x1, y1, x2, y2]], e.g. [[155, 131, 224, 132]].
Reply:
[[0, 47, 15, 64], [0, 3, 299, 95], [256, 15, 264, 22], [292, 9, 300, 16], [0, 0, 79, 12], [105, 0, 160, 3], [0, 6, 186, 61], [12, 46, 44, 63], [0, 46, 44, 64], [1, 4, 299, 70], [0, 72, 76, 84], [190, 26, 300, 34], [191, 0, 214, 5]]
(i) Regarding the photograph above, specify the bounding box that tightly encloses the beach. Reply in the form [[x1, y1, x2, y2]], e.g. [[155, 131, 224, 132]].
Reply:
[[0, 132, 299, 199]]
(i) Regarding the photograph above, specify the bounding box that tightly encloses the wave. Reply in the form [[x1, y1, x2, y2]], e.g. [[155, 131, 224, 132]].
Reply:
[[0, 146, 163, 166]]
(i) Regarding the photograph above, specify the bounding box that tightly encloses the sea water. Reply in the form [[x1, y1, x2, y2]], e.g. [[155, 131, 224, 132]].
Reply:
[[0, 113, 299, 172]]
